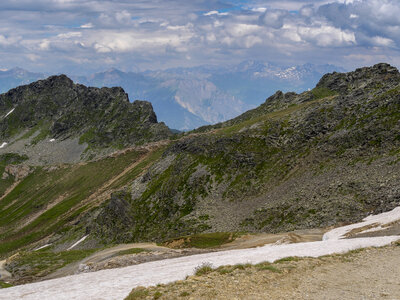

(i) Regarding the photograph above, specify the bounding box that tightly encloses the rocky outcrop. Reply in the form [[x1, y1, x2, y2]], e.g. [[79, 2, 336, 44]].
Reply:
[[2, 164, 30, 180], [90, 191, 136, 243], [0, 75, 172, 149]]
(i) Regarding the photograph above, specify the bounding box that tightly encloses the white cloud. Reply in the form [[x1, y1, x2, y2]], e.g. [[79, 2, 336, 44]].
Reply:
[[0, 35, 20, 46], [90, 27, 193, 53], [80, 23, 93, 29], [57, 32, 82, 38], [371, 36, 394, 47], [227, 24, 261, 37], [115, 10, 132, 23], [260, 9, 288, 29], [251, 7, 267, 13], [39, 39, 50, 50], [297, 25, 356, 47], [0, 0, 398, 73], [204, 10, 229, 16], [26, 53, 40, 61], [243, 35, 262, 48]]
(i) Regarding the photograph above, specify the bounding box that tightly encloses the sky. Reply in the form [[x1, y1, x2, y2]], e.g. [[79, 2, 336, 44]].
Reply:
[[0, 0, 399, 74]]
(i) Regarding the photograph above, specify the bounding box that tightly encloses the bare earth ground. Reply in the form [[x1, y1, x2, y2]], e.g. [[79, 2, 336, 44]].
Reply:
[[129, 243, 400, 300]]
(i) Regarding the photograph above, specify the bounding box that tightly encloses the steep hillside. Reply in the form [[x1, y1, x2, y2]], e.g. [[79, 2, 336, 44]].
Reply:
[[0, 75, 172, 164], [1, 63, 400, 275], [89, 63, 400, 243]]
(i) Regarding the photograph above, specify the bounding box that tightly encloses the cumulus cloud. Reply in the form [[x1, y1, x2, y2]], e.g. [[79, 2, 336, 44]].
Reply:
[[297, 25, 356, 47], [259, 9, 288, 29], [0, 0, 398, 73]]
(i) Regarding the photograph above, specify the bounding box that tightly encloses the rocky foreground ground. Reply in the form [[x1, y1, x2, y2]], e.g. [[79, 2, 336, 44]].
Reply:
[[127, 243, 400, 300]]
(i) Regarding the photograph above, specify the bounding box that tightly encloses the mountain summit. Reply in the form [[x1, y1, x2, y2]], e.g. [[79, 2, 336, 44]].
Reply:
[[0, 75, 172, 164]]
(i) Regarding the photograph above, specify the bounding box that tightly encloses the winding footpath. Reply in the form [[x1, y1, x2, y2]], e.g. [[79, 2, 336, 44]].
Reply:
[[1, 207, 400, 300]]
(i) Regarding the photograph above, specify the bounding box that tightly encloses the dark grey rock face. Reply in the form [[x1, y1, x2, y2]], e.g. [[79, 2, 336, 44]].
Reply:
[[0, 75, 172, 149], [91, 191, 136, 243]]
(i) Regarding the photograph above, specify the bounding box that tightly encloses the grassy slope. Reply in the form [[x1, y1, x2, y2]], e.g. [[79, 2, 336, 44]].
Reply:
[[0, 146, 167, 258], [6, 248, 98, 283]]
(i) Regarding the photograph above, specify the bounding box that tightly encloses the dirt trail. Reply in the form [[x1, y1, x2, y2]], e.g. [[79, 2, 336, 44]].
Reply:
[[15, 194, 68, 231], [44, 243, 180, 280], [0, 180, 21, 206], [82, 152, 149, 207], [221, 229, 325, 250]]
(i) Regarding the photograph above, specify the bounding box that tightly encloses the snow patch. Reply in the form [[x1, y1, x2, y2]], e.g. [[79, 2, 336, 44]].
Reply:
[[323, 206, 400, 240], [4, 108, 15, 118], [0, 236, 398, 300], [0, 142, 7, 149], [34, 244, 52, 251], [49, 139, 55, 142], [67, 235, 88, 251]]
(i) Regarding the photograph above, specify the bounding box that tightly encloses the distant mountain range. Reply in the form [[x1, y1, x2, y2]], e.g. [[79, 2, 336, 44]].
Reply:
[[0, 62, 345, 130]]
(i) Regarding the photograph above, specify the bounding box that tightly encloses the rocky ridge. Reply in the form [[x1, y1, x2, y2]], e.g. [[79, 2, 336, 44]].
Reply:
[[0, 75, 172, 164]]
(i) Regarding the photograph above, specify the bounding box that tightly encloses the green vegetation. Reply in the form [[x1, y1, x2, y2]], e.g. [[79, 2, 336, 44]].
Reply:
[[194, 262, 214, 276], [6, 249, 97, 280], [216, 263, 253, 273], [0, 149, 143, 257], [0, 153, 28, 166], [79, 128, 96, 145], [311, 87, 337, 100], [109, 146, 167, 189], [125, 287, 149, 300], [275, 256, 301, 264], [255, 262, 281, 272], [31, 123, 51, 145], [116, 248, 149, 256], [0, 281, 13, 289]]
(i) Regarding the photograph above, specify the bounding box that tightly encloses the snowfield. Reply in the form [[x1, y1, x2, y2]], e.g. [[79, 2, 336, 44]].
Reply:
[[323, 206, 400, 240], [0, 236, 399, 300], [4, 108, 15, 118], [67, 235, 88, 251]]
